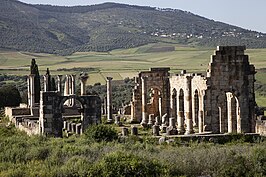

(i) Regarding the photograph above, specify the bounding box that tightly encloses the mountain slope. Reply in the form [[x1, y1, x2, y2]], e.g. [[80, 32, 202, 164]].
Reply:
[[0, 0, 266, 55]]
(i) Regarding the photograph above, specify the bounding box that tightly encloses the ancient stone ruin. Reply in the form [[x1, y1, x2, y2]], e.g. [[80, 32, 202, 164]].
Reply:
[[4, 46, 266, 137], [6, 67, 102, 137], [130, 46, 257, 134]]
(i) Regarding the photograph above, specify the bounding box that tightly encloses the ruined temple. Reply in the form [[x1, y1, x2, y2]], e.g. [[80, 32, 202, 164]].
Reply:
[[130, 46, 256, 134]]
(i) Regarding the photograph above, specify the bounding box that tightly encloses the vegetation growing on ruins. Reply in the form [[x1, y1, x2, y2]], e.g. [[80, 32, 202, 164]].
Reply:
[[1, 0, 266, 55], [0, 115, 265, 177]]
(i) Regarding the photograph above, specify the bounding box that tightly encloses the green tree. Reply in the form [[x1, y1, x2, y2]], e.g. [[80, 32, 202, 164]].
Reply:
[[30, 58, 41, 103], [0, 84, 22, 108]]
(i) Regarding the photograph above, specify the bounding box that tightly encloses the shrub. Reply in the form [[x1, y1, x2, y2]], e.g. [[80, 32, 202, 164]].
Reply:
[[85, 124, 118, 142], [90, 151, 164, 177]]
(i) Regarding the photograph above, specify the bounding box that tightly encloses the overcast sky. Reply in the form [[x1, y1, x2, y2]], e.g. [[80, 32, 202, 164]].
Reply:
[[20, 0, 266, 33]]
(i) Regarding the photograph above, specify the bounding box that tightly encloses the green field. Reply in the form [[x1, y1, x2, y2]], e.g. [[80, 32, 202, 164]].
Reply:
[[1, 43, 266, 105]]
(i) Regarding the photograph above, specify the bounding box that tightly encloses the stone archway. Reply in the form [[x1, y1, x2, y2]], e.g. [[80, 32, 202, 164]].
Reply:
[[39, 91, 101, 137], [226, 92, 241, 133], [146, 87, 162, 118]]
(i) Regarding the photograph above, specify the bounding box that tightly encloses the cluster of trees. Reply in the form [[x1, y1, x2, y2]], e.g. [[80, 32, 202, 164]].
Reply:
[[0, 119, 265, 176], [0, 85, 21, 108]]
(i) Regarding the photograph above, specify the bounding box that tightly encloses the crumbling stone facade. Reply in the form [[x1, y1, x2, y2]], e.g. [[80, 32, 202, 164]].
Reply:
[[39, 92, 101, 137], [131, 46, 256, 134], [6, 70, 102, 137], [131, 68, 170, 125]]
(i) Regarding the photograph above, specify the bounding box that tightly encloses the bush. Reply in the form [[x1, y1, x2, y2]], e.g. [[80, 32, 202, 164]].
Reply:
[[90, 151, 164, 177], [85, 124, 118, 142], [0, 84, 22, 108]]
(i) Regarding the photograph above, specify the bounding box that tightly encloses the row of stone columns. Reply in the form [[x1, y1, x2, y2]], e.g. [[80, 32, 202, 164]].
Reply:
[[28, 73, 90, 108], [64, 75, 76, 106]]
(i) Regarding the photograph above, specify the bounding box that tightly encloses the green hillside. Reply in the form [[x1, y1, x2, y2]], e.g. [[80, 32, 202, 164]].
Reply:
[[1, 0, 266, 55]]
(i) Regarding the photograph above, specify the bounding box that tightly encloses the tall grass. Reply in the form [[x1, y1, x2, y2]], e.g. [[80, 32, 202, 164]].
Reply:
[[0, 122, 265, 177]]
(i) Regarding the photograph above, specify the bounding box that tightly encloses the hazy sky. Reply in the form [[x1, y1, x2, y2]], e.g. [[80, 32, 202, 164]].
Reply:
[[20, 0, 266, 33]]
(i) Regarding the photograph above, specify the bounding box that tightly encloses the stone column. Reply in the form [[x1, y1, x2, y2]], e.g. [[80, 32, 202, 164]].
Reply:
[[64, 75, 69, 96], [80, 75, 89, 96], [177, 111, 185, 134], [43, 75, 48, 92], [64, 75, 69, 106], [148, 114, 155, 126], [71, 75, 76, 106], [226, 92, 234, 133], [198, 110, 204, 133], [27, 76, 31, 107], [122, 127, 129, 136], [76, 123, 82, 134], [107, 77, 113, 123], [169, 117, 176, 128], [171, 90, 177, 120], [68, 75, 72, 106], [185, 76, 193, 134], [159, 97, 162, 119], [199, 92, 204, 133], [141, 76, 148, 125], [236, 97, 241, 133], [57, 75, 62, 94], [29, 74, 35, 108], [152, 125, 160, 136]]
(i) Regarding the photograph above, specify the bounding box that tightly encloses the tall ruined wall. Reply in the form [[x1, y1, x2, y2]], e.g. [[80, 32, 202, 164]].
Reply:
[[205, 46, 256, 133], [39, 91, 63, 137], [131, 68, 170, 123]]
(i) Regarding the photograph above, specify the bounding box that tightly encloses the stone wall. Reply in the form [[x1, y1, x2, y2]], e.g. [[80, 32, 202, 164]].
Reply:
[[39, 91, 102, 137], [131, 68, 170, 124], [5, 107, 31, 121], [130, 46, 256, 134]]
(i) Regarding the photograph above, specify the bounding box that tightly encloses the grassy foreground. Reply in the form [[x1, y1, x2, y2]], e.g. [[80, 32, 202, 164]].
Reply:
[[0, 116, 265, 177]]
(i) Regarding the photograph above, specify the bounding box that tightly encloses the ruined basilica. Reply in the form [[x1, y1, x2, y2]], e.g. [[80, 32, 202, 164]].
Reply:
[[5, 46, 266, 137], [131, 46, 256, 134]]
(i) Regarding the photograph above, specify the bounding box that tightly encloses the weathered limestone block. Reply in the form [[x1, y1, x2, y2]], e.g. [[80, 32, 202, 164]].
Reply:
[[71, 123, 76, 133], [121, 127, 129, 136], [63, 121, 67, 130], [155, 116, 161, 126], [131, 126, 138, 136], [148, 114, 155, 127], [76, 123, 82, 134], [152, 125, 160, 136], [67, 122, 72, 132], [115, 115, 122, 126]]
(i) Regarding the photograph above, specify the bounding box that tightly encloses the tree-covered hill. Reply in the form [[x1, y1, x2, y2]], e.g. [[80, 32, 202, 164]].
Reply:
[[1, 0, 266, 55]]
